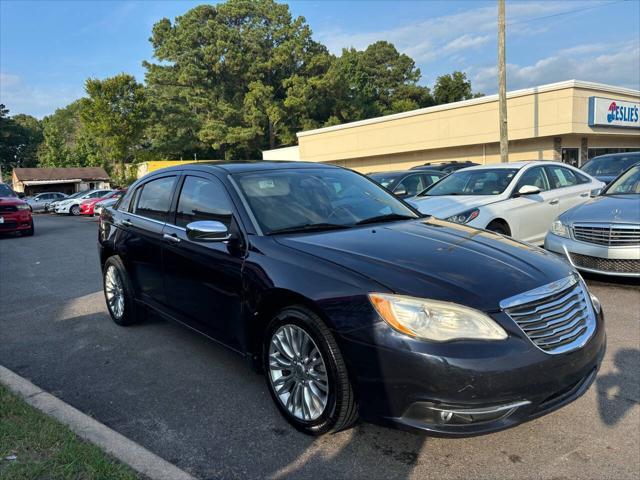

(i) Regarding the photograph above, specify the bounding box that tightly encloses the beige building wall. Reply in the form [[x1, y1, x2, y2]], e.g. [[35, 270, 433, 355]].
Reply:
[[263, 80, 639, 173]]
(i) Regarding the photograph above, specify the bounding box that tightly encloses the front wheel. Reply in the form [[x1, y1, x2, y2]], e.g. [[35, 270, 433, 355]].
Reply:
[[70, 204, 80, 216], [21, 221, 34, 236], [264, 306, 358, 435]]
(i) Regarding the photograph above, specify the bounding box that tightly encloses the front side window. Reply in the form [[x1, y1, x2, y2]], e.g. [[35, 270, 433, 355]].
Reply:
[[515, 167, 550, 192], [422, 169, 518, 196], [234, 168, 418, 234], [133, 176, 176, 222], [546, 166, 578, 188], [175, 176, 233, 228]]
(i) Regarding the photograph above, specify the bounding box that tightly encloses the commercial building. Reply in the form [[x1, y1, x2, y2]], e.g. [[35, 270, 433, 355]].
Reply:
[[11, 167, 110, 195], [262, 80, 640, 172]]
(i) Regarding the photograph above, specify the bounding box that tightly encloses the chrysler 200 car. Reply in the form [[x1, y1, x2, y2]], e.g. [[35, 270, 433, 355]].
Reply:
[[98, 162, 605, 436]]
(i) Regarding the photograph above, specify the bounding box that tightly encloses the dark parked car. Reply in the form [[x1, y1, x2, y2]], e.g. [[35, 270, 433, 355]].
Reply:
[[368, 170, 444, 198], [411, 160, 479, 173], [581, 152, 640, 185], [98, 162, 605, 436]]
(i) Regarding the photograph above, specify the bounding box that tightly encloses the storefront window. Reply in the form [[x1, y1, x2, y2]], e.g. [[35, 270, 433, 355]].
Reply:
[[588, 148, 640, 159]]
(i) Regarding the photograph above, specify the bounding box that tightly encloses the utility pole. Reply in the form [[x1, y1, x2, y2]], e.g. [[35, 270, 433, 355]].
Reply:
[[498, 0, 509, 162]]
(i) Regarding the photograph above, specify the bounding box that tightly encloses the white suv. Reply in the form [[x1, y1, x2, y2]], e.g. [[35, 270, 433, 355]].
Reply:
[[407, 161, 604, 245]]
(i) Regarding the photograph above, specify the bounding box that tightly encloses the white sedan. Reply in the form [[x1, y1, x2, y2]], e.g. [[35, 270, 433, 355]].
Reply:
[[407, 161, 605, 245], [54, 189, 113, 216]]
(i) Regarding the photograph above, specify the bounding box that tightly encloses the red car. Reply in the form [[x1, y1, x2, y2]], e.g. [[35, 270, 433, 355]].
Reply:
[[79, 190, 125, 216], [0, 183, 34, 236]]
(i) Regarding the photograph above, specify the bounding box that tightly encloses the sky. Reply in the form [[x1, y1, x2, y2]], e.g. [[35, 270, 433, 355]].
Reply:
[[1, 0, 639, 118]]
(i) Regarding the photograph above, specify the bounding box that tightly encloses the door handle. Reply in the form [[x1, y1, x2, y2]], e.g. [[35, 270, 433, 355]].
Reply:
[[549, 199, 559, 205], [122, 219, 133, 227], [580, 192, 589, 197], [163, 233, 181, 244]]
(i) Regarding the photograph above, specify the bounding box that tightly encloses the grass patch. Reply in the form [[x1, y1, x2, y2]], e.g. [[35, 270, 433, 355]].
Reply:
[[0, 384, 139, 480]]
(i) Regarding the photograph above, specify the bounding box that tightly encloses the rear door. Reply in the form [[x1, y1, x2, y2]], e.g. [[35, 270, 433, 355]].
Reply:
[[162, 174, 245, 349], [118, 175, 178, 305]]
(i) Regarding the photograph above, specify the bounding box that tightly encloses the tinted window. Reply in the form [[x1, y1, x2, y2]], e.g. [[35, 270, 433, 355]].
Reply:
[[133, 177, 176, 222], [175, 176, 233, 228], [0, 184, 16, 197], [546, 166, 578, 189], [423, 169, 518, 196], [395, 174, 425, 196], [516, 167, 550, 192], [423, 173, 443, 186]]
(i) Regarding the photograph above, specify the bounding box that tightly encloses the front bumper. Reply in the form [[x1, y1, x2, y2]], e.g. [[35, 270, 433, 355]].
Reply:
[[0, 211, 33, 232], [545, 232, 640, 277], [337, 308, 606, 437], [54, 204, 71, 214]]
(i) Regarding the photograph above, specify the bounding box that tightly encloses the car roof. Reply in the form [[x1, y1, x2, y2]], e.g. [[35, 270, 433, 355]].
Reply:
[[455, 160, 569, 172], [151, 160, 344, 176]]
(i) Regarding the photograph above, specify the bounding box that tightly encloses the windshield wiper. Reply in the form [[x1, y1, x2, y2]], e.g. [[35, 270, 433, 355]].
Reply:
[[355, 213, 417, 226], [267, 223, 351, 235]]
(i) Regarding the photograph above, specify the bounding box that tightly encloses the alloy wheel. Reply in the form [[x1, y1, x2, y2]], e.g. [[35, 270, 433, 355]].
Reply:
[[268, 324, 329, 421], [105, 265, 125, 319]]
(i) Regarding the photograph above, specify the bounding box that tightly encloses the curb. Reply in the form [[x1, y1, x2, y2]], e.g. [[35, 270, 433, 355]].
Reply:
[[0, 365, 198, 480]]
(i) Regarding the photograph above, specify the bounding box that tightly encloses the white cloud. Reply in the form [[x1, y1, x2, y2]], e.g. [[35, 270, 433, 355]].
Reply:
[[471, 39, 640, 93], [0, 72, 84, 118]]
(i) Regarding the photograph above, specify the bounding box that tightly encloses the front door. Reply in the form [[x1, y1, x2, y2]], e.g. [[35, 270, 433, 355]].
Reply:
[[162, 174, 245, 350]]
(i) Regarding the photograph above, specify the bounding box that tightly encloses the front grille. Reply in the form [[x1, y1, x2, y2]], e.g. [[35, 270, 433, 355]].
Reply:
[[501, 275, 596, 355], [0, 205, 18, 213], [570, 253, 640, 274], [573, 223, 640, 247]]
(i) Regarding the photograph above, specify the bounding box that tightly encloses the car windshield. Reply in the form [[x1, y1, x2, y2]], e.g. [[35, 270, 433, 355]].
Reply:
[[234, 168, 419, 234], [604, 165, 640, 195], [420, 168, 518, 196], [64, 191, 87, 200], [0, 184, 17, 197], [582, 154, 640, 176], [368, 172, 403, 189]]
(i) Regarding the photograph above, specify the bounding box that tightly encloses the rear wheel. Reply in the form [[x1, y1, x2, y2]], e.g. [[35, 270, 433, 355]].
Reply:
[[103, 256, 142, 326], [486, 221, 509, 236], [70, 204, 80, 216], [264, 306, 358, 435]]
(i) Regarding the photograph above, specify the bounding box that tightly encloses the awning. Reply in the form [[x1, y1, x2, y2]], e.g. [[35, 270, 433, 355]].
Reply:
[[22, 179, 82, 186]]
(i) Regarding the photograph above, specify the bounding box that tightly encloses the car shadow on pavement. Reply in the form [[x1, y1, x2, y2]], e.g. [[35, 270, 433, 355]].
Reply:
[[596, 348, 640, 426]]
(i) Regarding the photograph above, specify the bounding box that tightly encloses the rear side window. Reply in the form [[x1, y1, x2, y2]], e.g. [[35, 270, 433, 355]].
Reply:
[[133, 176, 176, 222], [175, 176, 233, 228], [546, 166, 579, 189]]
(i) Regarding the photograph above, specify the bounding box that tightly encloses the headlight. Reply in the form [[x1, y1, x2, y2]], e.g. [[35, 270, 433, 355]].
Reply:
[[369, 293, 507, 342], [446, 208, 479, 224], [17, 204, 31, 210], [551, 220, 570, 238]]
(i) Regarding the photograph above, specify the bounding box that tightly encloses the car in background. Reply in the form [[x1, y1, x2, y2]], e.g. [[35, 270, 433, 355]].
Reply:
[[80, 189, 125, 216], [54, 189, 113, 216], [411, 161, 479, 173], [0, 183, 34, 236], [545, 162, 640, 277], [368, 170, 444, 198], [98, 161, 604, 437], [580, 152, 640, 185], [407, 161, 604, 245], [48, 190, 86, 213], [94, 190, 127, 216], [26, 192, 67, 212]]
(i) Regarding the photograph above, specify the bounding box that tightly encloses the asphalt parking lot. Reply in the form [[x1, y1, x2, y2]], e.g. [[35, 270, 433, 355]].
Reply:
[[1, 214, 639, 480]]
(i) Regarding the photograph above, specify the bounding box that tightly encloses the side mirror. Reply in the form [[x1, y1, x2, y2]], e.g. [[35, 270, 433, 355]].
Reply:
[[186, 220, 231, 242], [517, 185, 541, 196], [590, 188, 602, 197], [394, 188, 407, 196]]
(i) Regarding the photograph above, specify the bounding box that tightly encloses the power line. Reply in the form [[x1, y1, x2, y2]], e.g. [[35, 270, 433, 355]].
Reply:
[[507, 0, 629, 26]]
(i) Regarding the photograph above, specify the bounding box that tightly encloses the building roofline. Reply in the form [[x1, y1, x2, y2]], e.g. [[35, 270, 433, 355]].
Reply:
[[296, 80, 640, 138]]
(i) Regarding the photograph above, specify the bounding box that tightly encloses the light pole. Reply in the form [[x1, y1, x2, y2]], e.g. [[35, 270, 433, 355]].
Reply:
[[498, 0, 509, 163]]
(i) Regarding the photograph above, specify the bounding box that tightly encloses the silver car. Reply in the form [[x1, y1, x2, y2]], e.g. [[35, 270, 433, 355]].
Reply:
[[545, 163, 640, 277], [26, 192, 67, 212]]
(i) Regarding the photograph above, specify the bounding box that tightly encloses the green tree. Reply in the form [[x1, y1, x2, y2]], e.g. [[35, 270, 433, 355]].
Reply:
[[0, 105, 44, 171], [38, 100, 91, 167], [144, 0, 331, 158], [82, 74, 147, 175], [433, 71, 483, 105]]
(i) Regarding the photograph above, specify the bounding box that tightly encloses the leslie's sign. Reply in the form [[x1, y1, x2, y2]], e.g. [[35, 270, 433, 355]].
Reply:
[[589, 96, 640, 128]]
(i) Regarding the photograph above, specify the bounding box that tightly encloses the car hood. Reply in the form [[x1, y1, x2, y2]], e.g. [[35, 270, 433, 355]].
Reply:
[[560, 194, 640, 224], [0, 196, 24, 206], [275, 217, 573, 312], [407, 195, 501, 217]]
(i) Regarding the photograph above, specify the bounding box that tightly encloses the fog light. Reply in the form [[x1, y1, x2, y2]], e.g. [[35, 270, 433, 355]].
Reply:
[[403, 400, 531, 426], [440, 410, 454, 423]]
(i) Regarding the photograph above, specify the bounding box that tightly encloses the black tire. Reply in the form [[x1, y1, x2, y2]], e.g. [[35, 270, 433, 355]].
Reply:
[[21, 221, 34, 236], [102, 256, 143, 326], [70, 204, 80, 216], [264, 306, 358, 435], [486, 221, 509, 235]]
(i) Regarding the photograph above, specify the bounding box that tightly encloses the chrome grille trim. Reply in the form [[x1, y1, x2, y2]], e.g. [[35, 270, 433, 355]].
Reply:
[[500, 274, 596, 355], [572, 223, 640, 247]]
